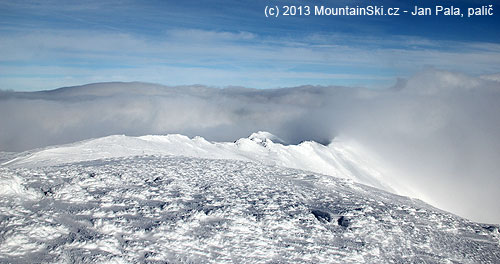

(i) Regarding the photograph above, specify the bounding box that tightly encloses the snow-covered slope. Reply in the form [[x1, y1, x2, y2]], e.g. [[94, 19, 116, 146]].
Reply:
[[1, 155, 499, 263], [2, 132, 400, 194]]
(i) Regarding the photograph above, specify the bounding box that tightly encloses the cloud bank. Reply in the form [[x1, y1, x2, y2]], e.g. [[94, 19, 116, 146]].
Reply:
[[1, 69, 500, 224]]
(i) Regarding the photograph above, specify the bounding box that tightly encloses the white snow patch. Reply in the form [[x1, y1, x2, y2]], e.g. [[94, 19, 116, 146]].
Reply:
[[2, 132, 407, 195]]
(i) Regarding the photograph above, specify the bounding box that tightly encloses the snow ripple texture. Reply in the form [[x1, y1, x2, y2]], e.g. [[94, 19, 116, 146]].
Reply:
[[1, 155, 499, 263]]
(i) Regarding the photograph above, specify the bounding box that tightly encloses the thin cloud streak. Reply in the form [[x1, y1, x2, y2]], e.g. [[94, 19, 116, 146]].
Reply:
[[1, 29, 500, 90]]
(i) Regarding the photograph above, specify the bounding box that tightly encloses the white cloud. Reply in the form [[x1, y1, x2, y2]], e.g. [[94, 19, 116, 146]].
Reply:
[[2, 29, 500, 90], [2, 69, 500, 224]]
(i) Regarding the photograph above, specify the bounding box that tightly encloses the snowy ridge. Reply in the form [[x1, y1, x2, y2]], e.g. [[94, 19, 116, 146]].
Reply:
[[1, 155, 499, 263], [2, 132, 399, 194]]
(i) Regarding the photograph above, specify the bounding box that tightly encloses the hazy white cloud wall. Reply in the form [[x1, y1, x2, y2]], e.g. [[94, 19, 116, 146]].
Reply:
[[1, 69, 500, 224]]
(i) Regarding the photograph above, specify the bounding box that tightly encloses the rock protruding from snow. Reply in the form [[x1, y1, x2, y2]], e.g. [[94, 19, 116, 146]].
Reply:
[[247, 131, 287, 145], [337, 216, 351, 227]]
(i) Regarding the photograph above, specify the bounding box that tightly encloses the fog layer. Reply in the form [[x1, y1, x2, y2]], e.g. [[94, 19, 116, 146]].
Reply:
[[1, 69, 500, 223]]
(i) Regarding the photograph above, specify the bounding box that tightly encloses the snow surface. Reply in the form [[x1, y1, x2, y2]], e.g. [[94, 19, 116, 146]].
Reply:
[[1, 133, 499, 263], [2, 132, 400, 194], [1, 155, 499, 263]]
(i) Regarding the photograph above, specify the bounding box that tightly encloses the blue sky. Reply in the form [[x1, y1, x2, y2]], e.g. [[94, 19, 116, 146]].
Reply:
[[1, 0, 499, 91]]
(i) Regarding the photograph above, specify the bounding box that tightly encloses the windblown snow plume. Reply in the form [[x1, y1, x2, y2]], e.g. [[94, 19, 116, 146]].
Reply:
[[1, 69, 500, 223]]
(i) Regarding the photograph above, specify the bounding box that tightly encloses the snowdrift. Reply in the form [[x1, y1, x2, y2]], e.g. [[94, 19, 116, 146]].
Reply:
[[2, 132, 400, 194]]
